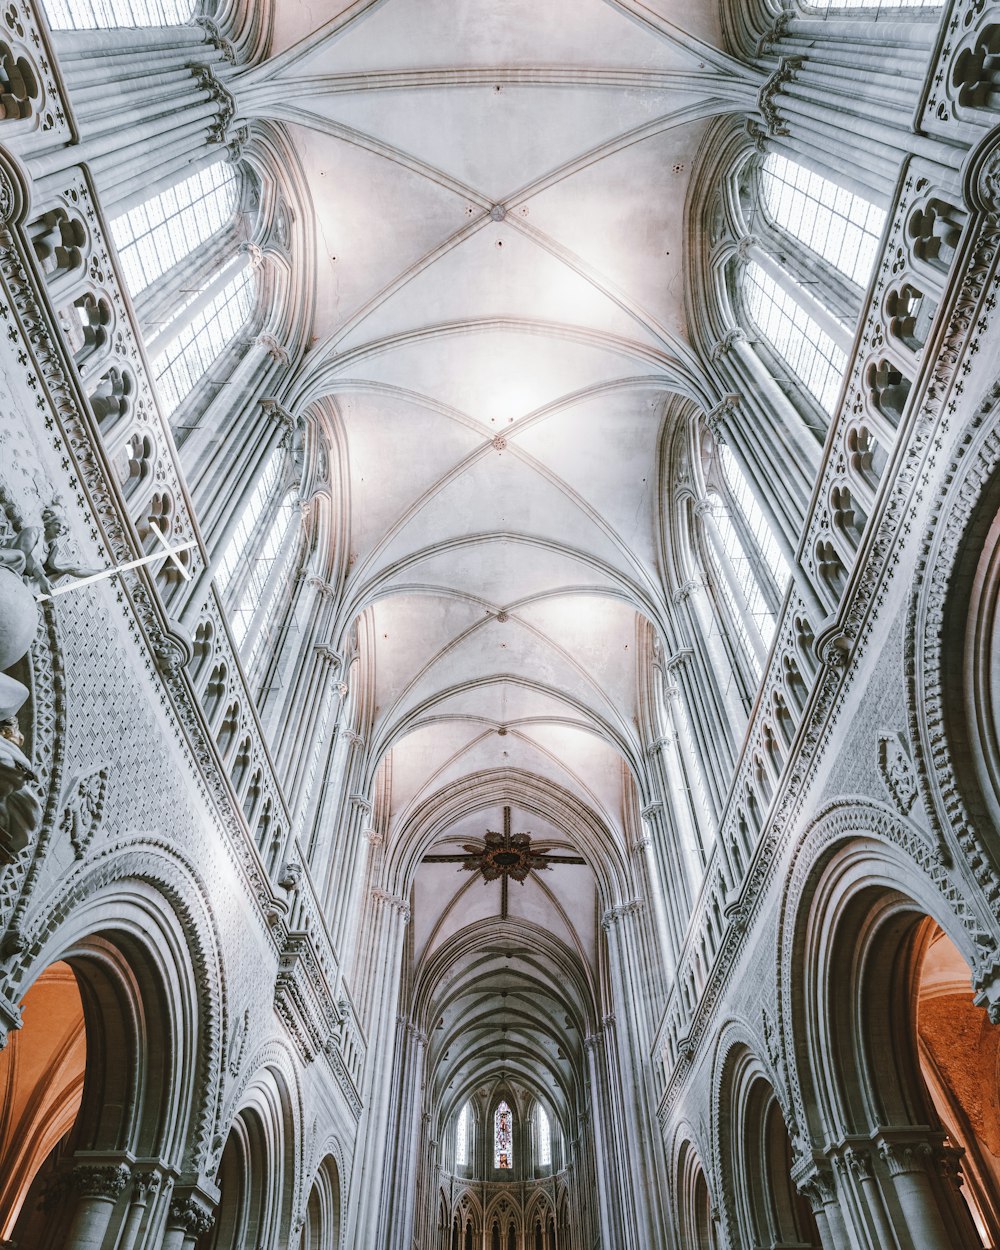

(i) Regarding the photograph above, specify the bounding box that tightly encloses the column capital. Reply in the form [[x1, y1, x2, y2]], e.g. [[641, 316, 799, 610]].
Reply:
[[709, 333, 746, 365], [757, 54, 803, 137], [672, 578, 705, 604], [72, 1161, 131, 1199], [254, 330, 291, 363], [372, 888, 411, 922], [694, 496, 717, 519], [601, 898, 644, 930], [192, 63, 237, 144], [314, 644, 342, 668], [260, 396, 296, 429], [167, 1192, 216, 1236]]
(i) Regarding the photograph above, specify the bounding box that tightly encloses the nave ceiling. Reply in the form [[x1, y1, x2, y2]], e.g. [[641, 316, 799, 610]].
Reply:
[[232, 0, 751, 1130]]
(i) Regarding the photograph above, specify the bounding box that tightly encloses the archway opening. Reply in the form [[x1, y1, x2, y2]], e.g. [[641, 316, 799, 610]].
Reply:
[[916, 920, 1000, 1244], [0, 960, 86, 1239]]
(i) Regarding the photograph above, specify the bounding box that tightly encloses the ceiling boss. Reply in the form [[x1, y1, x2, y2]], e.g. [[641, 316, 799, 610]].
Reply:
[[423, 806, 586, 919]]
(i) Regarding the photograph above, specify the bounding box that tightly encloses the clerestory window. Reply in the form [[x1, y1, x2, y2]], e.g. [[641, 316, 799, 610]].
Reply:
[[455, 1102, 471, 1168], [152, 262, 255, 418], [233, 493, 300, 668], [536, 1105, 551, 1168], [742, 261, 847, 415], [216, 446, 287, 615], [111, 163, 240, 300], [43, 0, 195, 28], [758, 153, 886, 289]]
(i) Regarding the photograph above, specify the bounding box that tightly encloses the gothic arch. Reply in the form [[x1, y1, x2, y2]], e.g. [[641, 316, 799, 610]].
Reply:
[[3, 840, 226, 1172]]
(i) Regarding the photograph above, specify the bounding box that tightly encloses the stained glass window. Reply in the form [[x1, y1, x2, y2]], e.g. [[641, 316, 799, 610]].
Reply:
[[537, 1106, 551, 1167], [455, 1102, 470, 1167], [494, 1101, 512, 1169], [43, 0, 194, 28]]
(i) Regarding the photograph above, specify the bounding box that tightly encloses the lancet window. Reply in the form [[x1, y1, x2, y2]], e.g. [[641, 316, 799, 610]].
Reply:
[[43, 0, 194, 28], [233, 493, 300, 669], [494, 1101, 513, 1170], [216, 446, 288, 626], [455, 1102, 471, 1168], [741, 261, 847, 416], [152, 262, 255, 418], [110, 163, 240, 299], [536, 1105, 551, 1168], [758, 153, 886, 288]]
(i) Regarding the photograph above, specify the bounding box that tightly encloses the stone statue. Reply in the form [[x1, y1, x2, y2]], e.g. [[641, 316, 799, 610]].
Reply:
[[0, 717, 40, 862], [0, 497, 100, 597]]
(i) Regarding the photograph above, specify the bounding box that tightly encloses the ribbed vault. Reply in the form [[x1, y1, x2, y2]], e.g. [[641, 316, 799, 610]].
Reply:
[[252, 0, 742, 1227]]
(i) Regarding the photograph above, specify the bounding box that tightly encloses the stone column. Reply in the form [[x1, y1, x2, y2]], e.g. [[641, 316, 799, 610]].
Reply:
[[347, 890, 411, 1250], [792, 1155, 850, 1250], [583, 1030, 616, 1250], [876, 1136, 955, 1250], [64, 1163, 131, 1250], [116, 1171, 161, 1250]]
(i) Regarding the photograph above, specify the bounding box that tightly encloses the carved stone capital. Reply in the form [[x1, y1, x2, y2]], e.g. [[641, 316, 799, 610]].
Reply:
[[193, 15, 238, 62], [72, 1162, 131, 1200], [877, 1137, 935, 1177], [192, 64, 237, 144], [757, 55, 802, 137], [372, 888, 410, 922], [255, 331, 290, 362], [167, 1194, 216, 1235], [672, 577, 704, 604], [694, 496, 718, 519], [260, 397, 295, 431], [601, 898, 643, 930], [735, 234, 759, 263], [314, 644, 342, 668]]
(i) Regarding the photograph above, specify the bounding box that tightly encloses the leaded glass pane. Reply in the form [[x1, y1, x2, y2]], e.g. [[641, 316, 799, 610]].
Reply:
[[237, 495, 299, 662], [44, 0, 194, 28], [152, 264, 255, 417], [494, 1101, 512, 1169], [719, 446, 791, 599], [216, 448, 285, 605], [759, 154, 886, 287], [742, 262, 848, 415], [111, 163, 238, 299]]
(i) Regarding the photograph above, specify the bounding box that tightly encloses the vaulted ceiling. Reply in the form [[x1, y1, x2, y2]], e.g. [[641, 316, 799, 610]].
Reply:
[[235, 0, 752, 1141]]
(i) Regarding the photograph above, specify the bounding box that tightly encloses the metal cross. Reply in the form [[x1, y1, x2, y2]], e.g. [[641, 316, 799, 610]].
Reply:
[[423, 805, 586, 919]]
